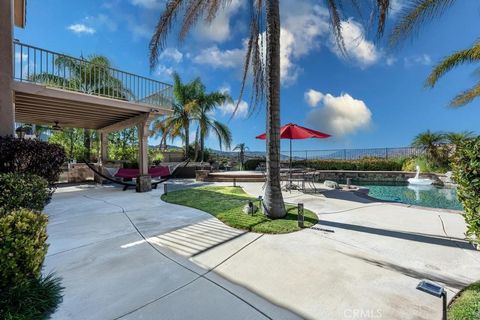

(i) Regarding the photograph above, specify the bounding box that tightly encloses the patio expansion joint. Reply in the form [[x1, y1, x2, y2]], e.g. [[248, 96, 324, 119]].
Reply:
[[437, 214, 480, 266], [82, 195, 271, 320]]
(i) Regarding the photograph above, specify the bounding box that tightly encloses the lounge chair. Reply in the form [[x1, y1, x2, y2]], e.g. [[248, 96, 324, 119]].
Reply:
[[83, 159, 190, 191]]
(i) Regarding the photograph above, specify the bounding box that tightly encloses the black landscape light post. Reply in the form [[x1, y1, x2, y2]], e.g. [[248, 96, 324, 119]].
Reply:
[[298, 203, 304, 228], [164, 183, 168, 195], [416, 280, 447, 320]]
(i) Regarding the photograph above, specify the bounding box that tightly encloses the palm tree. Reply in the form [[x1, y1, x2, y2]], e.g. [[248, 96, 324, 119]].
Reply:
[[233, 143, 249, 170], [31, 55, 133, 161], [446, 131, 475, 146], [149, 1, 390, 218], [153, 72, 203, 158], [389, 1, 480, 107], [412, 130, 447, 165], [195, 90, 233, 162]]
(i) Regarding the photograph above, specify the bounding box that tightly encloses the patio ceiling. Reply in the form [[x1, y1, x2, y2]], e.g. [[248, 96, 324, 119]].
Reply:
[[14, 82, 171, 130]]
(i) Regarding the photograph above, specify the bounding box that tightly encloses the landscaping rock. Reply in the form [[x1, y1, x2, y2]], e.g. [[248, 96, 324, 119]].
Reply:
[[324, 180, 340, 189]]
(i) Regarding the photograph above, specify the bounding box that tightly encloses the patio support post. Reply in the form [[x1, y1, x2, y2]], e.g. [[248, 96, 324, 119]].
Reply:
[[136, 119, 151, 192], [0, 0, 15, 137], [100, 132, 108, 164]]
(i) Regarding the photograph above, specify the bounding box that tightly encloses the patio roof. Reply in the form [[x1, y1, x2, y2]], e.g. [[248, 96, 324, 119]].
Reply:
[[12, 42, 173, 131], [14, 82, 169, 130]]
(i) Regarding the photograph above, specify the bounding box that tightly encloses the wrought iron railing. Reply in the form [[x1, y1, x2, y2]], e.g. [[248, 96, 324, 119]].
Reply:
[[289, 147, 425, 160], [234, 147, 425, 161], [13, 41, 173, 109]]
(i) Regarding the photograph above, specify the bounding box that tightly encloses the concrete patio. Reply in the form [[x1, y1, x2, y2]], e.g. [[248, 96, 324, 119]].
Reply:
[[44, 181, 480, 319]]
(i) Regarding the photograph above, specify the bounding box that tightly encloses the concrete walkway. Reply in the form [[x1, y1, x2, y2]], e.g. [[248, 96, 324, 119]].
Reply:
[[44, 181, 480, 319]]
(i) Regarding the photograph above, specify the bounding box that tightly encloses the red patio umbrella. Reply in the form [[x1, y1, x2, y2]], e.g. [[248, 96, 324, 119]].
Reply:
[[256, 123, 331, 181]]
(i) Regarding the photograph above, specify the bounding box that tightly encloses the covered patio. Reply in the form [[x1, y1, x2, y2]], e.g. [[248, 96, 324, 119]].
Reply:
[[0, 0, 173, 192]]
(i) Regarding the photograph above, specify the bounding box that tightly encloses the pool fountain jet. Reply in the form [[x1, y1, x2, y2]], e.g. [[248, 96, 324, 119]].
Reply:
[[408, 165, 434, 185]]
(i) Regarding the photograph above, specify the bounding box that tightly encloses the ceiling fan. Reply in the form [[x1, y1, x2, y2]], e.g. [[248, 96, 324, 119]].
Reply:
[[52, 121, 62, 131]]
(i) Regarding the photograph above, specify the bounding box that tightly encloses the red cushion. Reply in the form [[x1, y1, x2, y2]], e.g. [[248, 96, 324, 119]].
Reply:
[[115, 168, 139, 179], [114, 166, 170, 179], [148, 166, 170, 178]]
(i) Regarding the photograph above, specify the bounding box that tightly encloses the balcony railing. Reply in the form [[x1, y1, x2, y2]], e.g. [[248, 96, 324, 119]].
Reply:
[[13, 42, 173, 109]]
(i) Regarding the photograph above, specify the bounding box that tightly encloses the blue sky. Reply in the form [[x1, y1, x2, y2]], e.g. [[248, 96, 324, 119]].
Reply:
[[15, 0, 480, 153]]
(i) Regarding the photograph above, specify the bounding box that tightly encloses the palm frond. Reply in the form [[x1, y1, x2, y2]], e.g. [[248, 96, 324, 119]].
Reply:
[[389, 0, 456, 47], [210, 120, 232, 150], [450, 82, 480, 107], [149, 0, 185, 69], [426, 41, 480, 87]]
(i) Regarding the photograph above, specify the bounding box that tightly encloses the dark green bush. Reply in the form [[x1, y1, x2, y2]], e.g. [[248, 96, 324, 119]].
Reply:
[[0, 173, 49, 212], [293, 158, 403, 171], [0, 273, 64, 320], [453, 137, 480, 245], [0, 209, 49, 288], [244, 158, 264, 170], [0, 136, 66, 185]]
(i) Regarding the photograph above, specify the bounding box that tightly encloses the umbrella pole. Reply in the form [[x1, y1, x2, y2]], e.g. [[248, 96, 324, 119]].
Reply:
[[289, 139, 292, 187]]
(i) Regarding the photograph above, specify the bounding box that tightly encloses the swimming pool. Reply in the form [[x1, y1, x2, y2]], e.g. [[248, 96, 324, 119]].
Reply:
[[355, 181, 462, 210]]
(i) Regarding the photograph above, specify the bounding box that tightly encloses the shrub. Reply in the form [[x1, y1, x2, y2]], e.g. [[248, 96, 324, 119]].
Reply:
[[452, 137, 480, 245], [0, 173, 49, 212], [0, 273, 64, 320], [244, 158, 264, 170], [292, 159, 403, 171], [402, 156, 449, 173], [0, 209, 49, 288], [0, 136, 66, 185]]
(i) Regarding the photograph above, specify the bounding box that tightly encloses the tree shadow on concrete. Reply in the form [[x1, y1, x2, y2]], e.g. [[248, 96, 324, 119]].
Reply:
[[341, 251, 471, 290], [319, 220, 475, 250]]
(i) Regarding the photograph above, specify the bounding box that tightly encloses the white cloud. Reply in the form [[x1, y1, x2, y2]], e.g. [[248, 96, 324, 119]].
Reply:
[[304, 89, 324, 107], [193, 2, 330, 84], [389, 0, 404, 16], [218, 85, 248, 118], [84, 14, 117, 32], [221, 100, 249, 119], [130, 0, 162, 9], [386, 56, 397, 66], [404, 54, 432, 67], [193, 45, 244, 69], [160, 48, 183, 63], [195, 0, 243, 43], [156, 64, 174, 77], [330, 19, 379, 68], [306, 91, 372, 136], [67, 24, 96, 35]]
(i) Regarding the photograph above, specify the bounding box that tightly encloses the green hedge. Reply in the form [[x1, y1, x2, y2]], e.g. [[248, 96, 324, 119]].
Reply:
[[0, 173, 50, 212], [453, 137, 480, 245], [293, 158, 403, 171], [0, 209, 49, 288], [244, 158, 264, 170], [0, 136, 66, 185]]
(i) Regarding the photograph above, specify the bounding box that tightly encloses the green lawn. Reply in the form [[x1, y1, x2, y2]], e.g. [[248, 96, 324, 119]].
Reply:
[[161, 186, 318, 234], [448, 282, 480, 320]]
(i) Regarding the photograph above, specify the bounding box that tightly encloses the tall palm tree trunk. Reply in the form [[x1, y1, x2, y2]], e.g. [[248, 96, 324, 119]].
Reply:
[[184, 122, 190, 160], [263, 0, 286, 218], [200, 130, 205, 162]]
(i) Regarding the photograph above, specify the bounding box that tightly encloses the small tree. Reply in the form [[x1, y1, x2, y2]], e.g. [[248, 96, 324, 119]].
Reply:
[[452, 136, 480, 246], [233, 143, 249, 170]]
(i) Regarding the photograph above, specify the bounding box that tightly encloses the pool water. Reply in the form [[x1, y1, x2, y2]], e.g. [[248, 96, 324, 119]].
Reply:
[[355, 181, 462, 210]]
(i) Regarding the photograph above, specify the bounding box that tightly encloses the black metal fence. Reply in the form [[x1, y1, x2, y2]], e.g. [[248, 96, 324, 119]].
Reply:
[[232, 146, 424, 161], [289, 147, 424, 161], [13, 41, 173, 109]]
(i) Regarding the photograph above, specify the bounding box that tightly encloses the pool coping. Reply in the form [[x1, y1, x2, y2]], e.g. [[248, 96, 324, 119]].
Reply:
[[353, 187, 464, 214]]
